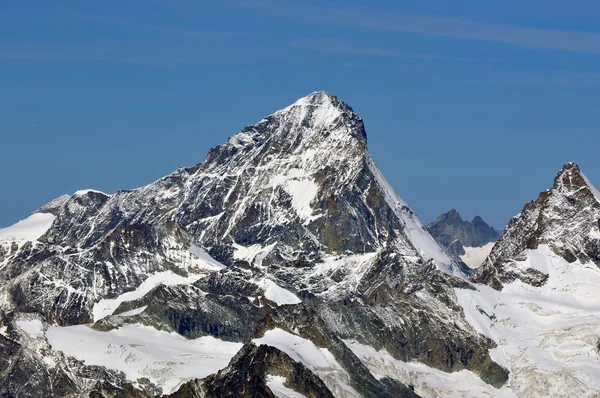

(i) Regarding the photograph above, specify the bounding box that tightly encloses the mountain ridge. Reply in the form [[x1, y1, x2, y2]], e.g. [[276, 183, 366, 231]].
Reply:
[[0, 91, 510, 397]]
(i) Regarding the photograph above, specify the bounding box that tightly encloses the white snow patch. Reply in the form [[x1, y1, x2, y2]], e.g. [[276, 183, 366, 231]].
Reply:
[[0, 213, 55, 242], [233, 242, 276, 266], [460, 242, 495, 268], [73, 189, 108, 196], [116, 306, 148, 317], [365, 156, 461, 277], [284, 178, 319, 219], [581, 171, 600, 203], [256, 279, 301, 305], [92, 271, 202, 322], [275, 91, 342, 128], [254, 328, 360, 397], [266, 375, 308, 398], [188, 244, 226, 270], [46, 323, 242, 394], [15, 318, 45, 338], [270, 168, 319, 220], [455, 245, 600, 397], [345, 340, 513, 398]]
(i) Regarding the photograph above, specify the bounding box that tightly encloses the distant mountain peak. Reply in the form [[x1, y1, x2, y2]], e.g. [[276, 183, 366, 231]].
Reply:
[[427, 209, 499, 257]]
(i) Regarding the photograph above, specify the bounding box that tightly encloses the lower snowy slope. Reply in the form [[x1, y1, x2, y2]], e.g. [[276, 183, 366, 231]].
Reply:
[[344, 340, 513, 398], [46, 324, 242, 395], [460, 243, 495, 268], [456, 245, 600, 397], [254, 328, 359, 398]]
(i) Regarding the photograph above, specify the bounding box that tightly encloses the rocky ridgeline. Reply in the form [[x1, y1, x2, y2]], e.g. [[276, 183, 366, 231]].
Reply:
[[427, 209, 499, 257], [474, 162, 600, 289]]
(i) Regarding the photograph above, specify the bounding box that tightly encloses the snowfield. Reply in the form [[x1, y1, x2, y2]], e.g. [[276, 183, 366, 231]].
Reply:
[[345, 340, 513, 398], [456, 245, 600, 397], [255, 279, 302, 305], [0, 212, 55, 243], [46, 324, 243, 394], [460, 242, 495, 268], [254, 328, 360, 397], [267, 375, 308, 398]]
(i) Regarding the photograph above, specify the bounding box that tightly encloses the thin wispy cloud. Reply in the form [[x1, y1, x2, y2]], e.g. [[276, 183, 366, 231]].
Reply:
[[73, 13, 242, 38], [237, 0, 600, 55], [291, 38, 498, 62], [329, 10, 600, 54], [0, 51, 175, 64]]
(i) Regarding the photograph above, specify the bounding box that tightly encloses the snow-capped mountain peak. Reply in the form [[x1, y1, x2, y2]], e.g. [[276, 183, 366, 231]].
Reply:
[[474, 162, 600, 289]]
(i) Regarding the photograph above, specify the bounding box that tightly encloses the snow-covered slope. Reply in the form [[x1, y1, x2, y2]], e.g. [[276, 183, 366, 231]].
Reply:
[[457, 163, 600, 397], [46, 324, 242, 394], [460, 242, 495, 268], [345, 340, 513, 398], [0, 213, 56, 243], [254, 328, 359, 397], [457, 245, 600, 397]]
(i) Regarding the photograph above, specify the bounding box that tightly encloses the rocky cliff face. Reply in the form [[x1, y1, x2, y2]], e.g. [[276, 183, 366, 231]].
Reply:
[[0, 92, 506, 397], [427, 209, 499, 256], [474, 162, 600, 289]]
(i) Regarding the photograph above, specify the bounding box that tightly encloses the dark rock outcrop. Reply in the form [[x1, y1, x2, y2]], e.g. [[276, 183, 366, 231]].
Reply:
[[427, 209, 499, 256]]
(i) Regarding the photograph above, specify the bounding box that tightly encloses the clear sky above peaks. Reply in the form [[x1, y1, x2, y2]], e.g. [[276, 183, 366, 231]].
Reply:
[[2, 0, 600, 229]]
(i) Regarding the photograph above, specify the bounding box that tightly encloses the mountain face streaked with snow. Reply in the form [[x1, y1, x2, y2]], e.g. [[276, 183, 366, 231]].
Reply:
[[0, 92, 598, 398]]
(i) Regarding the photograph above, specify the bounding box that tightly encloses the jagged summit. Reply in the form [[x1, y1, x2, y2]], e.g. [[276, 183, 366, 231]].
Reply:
[[274, 91, 363, 135], [474, 162, 600, 289], [426, 209, 499, 261], [218, 91, 367, 163], [545, 161, 600, 204]]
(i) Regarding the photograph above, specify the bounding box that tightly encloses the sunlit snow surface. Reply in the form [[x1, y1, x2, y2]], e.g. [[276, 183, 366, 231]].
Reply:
[[267, 375, 308, 398], [73, 189, 109, 196], [46, 324, 243, 394], [15, 318, 45, 338], [460, 242, 495, 268], [345, 340, 514, 398], [455, 245, 600, 397], [0, 213, 55, 243], [581, 171, 600, 203], [366, 156, 461, 277], [254, 328, 360, 398], [256, 279, 302, 305]]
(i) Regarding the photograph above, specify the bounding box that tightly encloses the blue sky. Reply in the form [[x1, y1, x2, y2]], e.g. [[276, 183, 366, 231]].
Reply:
[[1, 0, 600, 229]]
